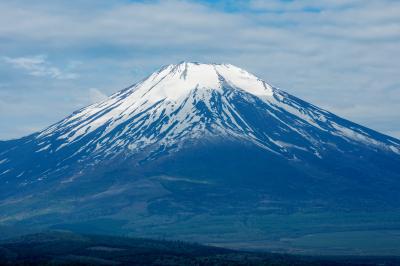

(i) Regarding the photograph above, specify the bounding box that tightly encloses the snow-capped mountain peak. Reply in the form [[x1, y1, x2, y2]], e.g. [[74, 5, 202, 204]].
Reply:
[[32, 62, 399, 162], [37, 62, 276, 148], [122, 62, 273, 103], [0, 61, 399, 190]]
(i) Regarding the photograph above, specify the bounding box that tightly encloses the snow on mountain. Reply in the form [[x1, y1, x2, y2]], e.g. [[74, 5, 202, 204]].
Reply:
[[34, 62, 399, 156], [0, 62, 399, 187], [37, 63, 273, 150]]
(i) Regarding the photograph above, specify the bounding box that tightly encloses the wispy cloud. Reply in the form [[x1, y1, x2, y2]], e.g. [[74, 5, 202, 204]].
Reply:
[[2, 55, 78, 80], [88, 88, 108, 103]]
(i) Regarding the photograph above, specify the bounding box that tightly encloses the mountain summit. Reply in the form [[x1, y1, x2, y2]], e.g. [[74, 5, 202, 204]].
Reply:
[[9, 62, 399, 167], [37, 62, 277, 157], [0, 62, 400, 246]]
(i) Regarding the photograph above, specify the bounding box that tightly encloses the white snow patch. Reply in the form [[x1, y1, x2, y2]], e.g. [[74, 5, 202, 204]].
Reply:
[[17, 172, 25, 178], [0, 169, 11, 175], [36, 144, 51, 152]]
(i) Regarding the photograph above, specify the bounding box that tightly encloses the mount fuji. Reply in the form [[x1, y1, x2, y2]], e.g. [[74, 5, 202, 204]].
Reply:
[[1, 62, 400, 250]]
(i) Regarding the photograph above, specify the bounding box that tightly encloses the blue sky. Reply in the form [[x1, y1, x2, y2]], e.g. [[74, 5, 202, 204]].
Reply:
[[0, 0, 399, 139]]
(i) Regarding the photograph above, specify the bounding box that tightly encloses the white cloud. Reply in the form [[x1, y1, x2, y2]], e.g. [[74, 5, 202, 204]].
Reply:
[[2, 55, 78, 80], [88, 88, 108, 103]]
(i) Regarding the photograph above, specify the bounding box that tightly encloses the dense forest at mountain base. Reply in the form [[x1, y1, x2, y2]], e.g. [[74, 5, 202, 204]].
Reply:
[[0, 231, 399, 266]]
